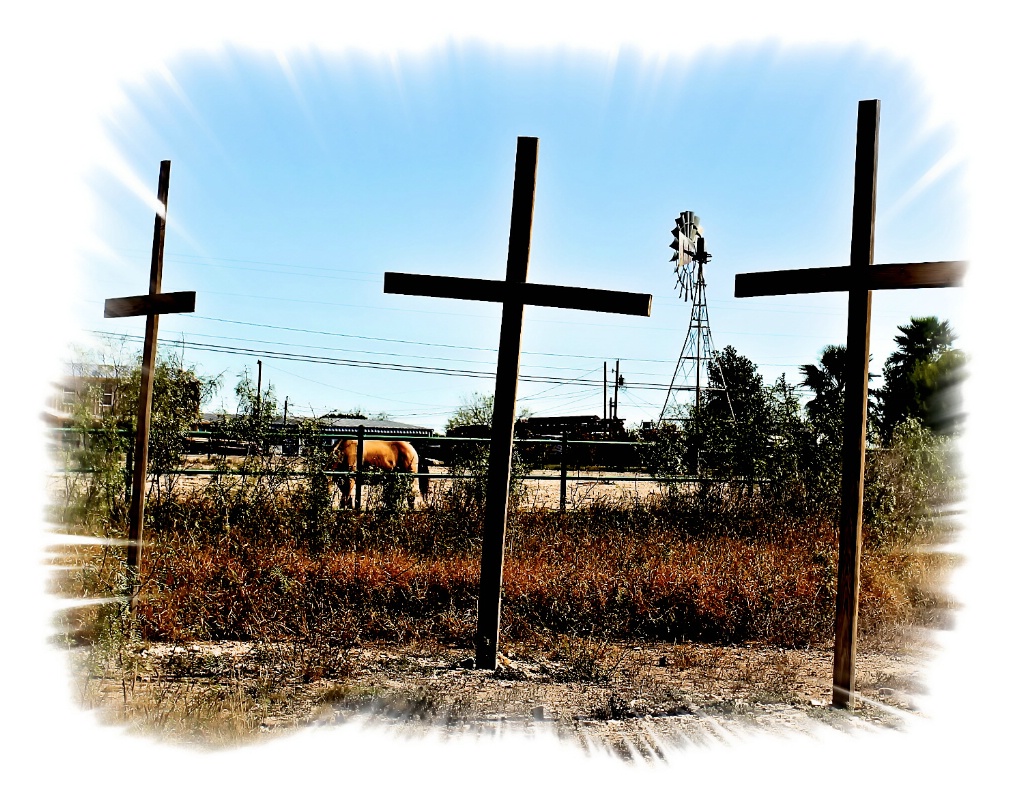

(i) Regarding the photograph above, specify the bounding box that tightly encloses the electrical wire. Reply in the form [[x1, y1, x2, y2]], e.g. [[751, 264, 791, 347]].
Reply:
[[94, 330, 693, 392]]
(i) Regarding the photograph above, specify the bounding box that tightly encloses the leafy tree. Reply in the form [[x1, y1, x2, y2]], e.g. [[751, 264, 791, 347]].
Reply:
[[864, 416, 957, 546], [796, 344, 867, 512], [445, 393, 530, 433], [123, 359, 218, 480], [798, 344, 883, 438], [799, 344, 856, 487], [683, 345, 770, 480], [908, 348, 966, 435], [759, 374, 822, 501], [799, 344, 846, 435], [230, 368, 278, 443], [442, 392, 531, 514], [705, 345, 761, 418], [210, 368, 278, 462], [643, 350, 833, 510], [638, 421, 690, 495], [59, 344, 219, 531], [876, 317, 965, 439], [649, 347, 803, 490]]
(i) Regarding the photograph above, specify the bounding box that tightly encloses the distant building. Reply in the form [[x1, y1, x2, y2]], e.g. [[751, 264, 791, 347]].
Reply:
[[194, 412, 436, 456], [315, 416, 435, 439], [46, 364, 121, 427]]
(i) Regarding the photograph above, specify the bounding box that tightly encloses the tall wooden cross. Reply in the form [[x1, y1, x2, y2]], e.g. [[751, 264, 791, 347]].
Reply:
[[384, 137, 652, 669], [103, 160, 196, 604], [734, 100, 966, 708]]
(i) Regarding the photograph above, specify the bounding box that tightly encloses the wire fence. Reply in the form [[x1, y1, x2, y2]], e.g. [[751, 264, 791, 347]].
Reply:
[[53, 427, 744, 511]]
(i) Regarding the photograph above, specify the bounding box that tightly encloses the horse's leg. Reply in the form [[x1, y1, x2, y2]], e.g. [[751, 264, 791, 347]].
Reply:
[[408, 453, 426, 510], [346, 473, 356, 509], [333, 466, 351, 509]]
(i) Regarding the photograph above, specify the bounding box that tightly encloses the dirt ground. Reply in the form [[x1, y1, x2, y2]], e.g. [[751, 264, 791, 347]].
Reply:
[[73, 634, 931, 758]]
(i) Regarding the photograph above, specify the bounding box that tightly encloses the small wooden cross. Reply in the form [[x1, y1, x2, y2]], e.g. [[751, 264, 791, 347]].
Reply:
[[384, 137, 652, 669], [103, 160, 196, 604], [734, 100, 966, 708]]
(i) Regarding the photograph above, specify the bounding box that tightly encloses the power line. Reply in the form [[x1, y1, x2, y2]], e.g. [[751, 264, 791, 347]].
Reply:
[[183, 314, 680, 363], [94, 330, 699, 392], [181, 315, 821, 366], [120, 325, 606, 375], [258, 361, 446, 409]]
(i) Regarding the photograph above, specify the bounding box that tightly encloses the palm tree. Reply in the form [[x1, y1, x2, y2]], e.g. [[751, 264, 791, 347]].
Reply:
[[884, 317, 955, 377], [800, 344, 846, 429], [877, 317, 962, 438]]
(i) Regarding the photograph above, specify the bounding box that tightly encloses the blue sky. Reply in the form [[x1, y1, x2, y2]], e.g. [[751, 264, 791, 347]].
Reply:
[[75, 44, 966, 432]]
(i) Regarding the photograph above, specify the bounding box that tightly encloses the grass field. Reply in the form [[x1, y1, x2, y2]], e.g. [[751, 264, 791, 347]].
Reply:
[[49, 442, 958, 748]]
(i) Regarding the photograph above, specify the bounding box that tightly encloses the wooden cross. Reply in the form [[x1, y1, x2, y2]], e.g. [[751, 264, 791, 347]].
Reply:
[[384, 137, 652, 669], [734, 100, 966, 708], [103, 160, 196, 604]]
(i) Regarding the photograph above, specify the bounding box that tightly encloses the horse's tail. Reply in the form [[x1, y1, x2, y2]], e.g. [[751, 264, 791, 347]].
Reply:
[[417, 452, 430, 502]]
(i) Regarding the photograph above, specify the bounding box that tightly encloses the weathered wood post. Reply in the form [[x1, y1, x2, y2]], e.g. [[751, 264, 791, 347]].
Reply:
[[103, 160, 196, 607], [383, 137, 652, 669], [559, 431, 569, 513], [356, 423, 365, 511], [123, 432, 134, 504], [734, 100, 966, 707]]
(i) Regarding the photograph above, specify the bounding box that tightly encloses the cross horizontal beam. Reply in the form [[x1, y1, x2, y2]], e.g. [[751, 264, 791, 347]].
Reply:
[[104, 290, 197, 318], [734, 260, 966, 298], [383, 272, 652, 317]]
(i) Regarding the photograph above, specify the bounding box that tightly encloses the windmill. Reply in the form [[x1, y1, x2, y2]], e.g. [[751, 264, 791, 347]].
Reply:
[[659, 211, 733, 423]]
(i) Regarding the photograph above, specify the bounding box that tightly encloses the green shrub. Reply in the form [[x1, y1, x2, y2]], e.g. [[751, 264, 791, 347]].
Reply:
[[864, 417, 958, 547]]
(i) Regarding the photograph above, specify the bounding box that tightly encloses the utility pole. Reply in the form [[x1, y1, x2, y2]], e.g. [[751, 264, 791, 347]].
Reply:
[[256, 359, 263, 422], [613, 359, 621, 420], [603, 361, 607, 422], [282, 395, 288, 451]]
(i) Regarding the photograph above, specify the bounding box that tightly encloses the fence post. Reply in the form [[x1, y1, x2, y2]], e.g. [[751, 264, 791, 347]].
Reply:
[[123, 426, 134, 504], [355, 424, 365, 511], [559, 431, 568, 513]]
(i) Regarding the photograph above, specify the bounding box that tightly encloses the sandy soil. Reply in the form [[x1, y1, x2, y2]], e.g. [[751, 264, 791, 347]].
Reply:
[[75, 635, 931, 758]]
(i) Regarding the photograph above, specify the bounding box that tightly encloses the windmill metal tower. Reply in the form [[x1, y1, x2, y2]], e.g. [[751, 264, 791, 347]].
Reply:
[[659, 211, 733, 423]]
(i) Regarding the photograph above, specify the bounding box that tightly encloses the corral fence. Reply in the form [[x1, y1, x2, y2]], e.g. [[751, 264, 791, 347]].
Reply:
[[54, 426, 758, 512]]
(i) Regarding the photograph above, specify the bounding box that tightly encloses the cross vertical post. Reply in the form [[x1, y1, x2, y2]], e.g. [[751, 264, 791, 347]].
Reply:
[[383, 136, 651, 669], [104, 160, 196, 606], [833, 100, 879, 709], [129, 160, 170, 598], [733, 100, 966, 708], [476, 136, 537, 670]]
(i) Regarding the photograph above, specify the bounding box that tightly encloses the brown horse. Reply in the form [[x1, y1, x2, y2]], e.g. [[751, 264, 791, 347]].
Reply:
[[330, 439, 428, 509]]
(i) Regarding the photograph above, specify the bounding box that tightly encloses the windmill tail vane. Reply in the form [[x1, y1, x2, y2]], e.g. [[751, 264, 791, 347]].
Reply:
[[670, 210, 709, 301]]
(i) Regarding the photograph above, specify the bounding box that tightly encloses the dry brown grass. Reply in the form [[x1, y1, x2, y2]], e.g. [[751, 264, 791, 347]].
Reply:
[[51, 483, 953, 656]]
